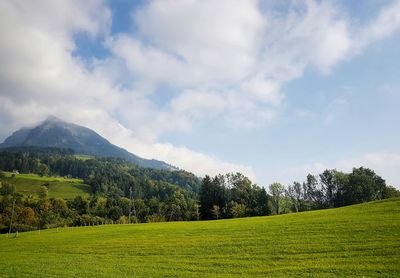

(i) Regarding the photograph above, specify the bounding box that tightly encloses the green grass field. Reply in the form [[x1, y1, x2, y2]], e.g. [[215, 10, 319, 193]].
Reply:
[[0, 198, 399, 277], [74, 154, 93, 161], [0, 172, 91, 199]]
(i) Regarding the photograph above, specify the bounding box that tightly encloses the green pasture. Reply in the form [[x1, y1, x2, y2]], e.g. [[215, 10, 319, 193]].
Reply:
[[73, 154, 93, 161], [0, 172, 90, 199], [0, 198, 399, 277]]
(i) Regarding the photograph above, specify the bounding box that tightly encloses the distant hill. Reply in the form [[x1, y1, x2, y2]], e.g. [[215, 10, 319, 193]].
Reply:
[[0, 116, 175, 170]]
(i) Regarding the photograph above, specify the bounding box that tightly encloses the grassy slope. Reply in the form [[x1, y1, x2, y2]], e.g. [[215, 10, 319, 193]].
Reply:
[[0, 199, 399, 277], [0, 172, 91, 199], [73, 154, 93, 161]]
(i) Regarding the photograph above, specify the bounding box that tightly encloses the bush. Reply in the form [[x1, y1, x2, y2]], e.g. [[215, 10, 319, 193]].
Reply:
[[146, 214, 166, 223], [118, 215, 129, 224]]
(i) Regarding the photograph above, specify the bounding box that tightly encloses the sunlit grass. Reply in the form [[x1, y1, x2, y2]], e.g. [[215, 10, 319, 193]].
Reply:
[[0, 172, 90, 199], [73, 154, 93, 161], [0, 198, 399, 277]]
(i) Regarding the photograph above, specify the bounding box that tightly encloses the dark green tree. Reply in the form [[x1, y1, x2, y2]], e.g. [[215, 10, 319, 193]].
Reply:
[[342, 167, 386, 205]]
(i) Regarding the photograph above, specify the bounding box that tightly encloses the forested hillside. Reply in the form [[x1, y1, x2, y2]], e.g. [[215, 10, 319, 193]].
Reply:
[[0, 147, 399, 233]]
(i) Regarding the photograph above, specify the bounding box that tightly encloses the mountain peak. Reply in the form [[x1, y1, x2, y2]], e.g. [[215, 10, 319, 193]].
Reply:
[[44, 115, 63, 123], [0, 117, 175, 170]]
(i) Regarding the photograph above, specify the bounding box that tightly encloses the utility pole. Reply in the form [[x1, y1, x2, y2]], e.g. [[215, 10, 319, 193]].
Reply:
[[8, 197, 16, 235], [129, 187, 132, 224], [132, 199, 138, 223], [129, 186, 138, 223]]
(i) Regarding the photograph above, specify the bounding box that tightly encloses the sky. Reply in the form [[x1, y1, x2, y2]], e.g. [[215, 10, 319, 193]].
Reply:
[[0, 0, 400, 188]]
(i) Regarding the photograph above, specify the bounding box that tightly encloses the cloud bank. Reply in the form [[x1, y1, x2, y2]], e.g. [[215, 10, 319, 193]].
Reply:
[[1, 0, 400, 182]]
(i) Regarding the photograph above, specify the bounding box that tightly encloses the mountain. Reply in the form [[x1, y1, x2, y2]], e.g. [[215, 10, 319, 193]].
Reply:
[[0, 116, 175, 170]]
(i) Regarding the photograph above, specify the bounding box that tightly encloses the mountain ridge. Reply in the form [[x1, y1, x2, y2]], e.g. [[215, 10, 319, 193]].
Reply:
[[0, 116, 175, 170]]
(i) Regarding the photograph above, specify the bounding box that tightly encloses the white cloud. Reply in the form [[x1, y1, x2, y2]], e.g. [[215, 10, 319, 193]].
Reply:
[[66, 116, 256, 179], [259, 0, 351, 78], [357, 0, 400, 48], [140, 142, 256, 180], [0, 0, 254, 178], [240, 75, 283, 105], [0, 0, 114, 132], [132, 0, 263, 87], [108, 35, 185, 89], [1, 0, 400, 182], [108, 0, 400, 140]]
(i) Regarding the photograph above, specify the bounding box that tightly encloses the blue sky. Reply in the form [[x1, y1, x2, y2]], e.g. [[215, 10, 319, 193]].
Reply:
[[0, 0, 400, 187]]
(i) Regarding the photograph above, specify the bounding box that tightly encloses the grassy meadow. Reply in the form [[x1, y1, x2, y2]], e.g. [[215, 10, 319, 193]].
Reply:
[[0, 172, 91, 199], [0, 198, 399, 277], [73, 154, 93, 161]]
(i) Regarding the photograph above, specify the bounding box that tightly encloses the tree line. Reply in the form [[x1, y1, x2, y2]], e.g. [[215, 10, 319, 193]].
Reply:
[[197, 168, 399, 220], [0, 148, 399, 232], [0, 183, 199, 233], [267, 168, 399, 215], [200, 173, 269, 219]]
